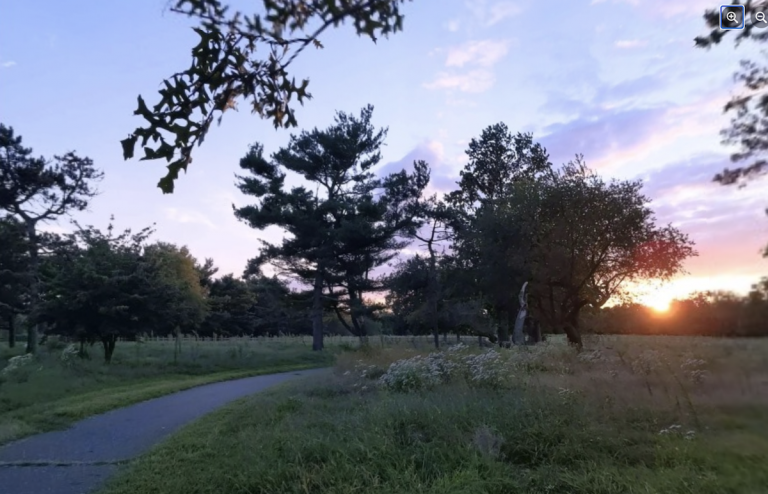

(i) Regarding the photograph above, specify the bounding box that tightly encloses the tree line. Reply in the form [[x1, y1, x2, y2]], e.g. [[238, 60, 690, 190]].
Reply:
[[3, 103, 708, 360], [584, 283, 768, 338]]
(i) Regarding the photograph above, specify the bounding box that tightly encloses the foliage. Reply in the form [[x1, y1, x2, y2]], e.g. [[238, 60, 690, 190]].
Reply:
[[143, 241, 209, 334], [0, 217, 30, 331], [586, 285, 768, 337], [445, 124, 554, 346], [234, 105, 429, 349], [519, 157, 697, 347], [121, 0, 413, 193], [35, 220, 156, 362], [0, 123, 102, 353]]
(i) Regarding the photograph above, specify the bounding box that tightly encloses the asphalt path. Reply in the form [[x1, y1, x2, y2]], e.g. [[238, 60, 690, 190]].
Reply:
[[0, 368, 328, 494]]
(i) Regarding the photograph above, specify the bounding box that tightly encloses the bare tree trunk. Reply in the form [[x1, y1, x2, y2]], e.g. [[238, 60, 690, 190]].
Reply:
[[311, 268, 324, 351]]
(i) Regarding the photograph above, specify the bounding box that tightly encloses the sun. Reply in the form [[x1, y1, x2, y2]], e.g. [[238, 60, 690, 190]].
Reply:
[[646, 299, 671, 313]]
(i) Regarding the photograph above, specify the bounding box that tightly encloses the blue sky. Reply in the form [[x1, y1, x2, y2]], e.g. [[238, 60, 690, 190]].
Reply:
[[1, 0, 766, 306]]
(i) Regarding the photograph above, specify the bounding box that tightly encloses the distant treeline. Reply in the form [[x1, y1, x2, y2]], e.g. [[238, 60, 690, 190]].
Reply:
[[584, 284, 768, 337]]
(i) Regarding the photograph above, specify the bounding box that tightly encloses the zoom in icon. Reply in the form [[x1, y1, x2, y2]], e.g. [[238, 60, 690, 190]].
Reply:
[[720, 5, 745, 29]]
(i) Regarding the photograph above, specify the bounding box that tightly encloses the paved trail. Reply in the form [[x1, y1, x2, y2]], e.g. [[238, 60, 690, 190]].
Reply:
[[0, 368, 328, 494]]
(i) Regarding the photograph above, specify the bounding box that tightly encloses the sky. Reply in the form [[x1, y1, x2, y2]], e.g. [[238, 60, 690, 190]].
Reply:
[[0, 0, 766, 309]]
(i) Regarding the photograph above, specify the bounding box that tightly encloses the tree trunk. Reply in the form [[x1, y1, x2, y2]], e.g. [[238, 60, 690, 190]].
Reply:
[[24, 221, 40, 354], [102, 335, 117, 363], [564, 305, 584, 350], [8, 315, 15, 348], [511, 306, 525, 346], [427, 244, 440, 350], [310, 269, 324, 351], [497, 316, 510, 348]]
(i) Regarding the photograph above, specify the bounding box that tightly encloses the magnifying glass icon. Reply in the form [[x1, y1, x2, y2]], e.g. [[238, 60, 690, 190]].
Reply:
[[754, 9, 768, 27], [726, 11, 737, 22]]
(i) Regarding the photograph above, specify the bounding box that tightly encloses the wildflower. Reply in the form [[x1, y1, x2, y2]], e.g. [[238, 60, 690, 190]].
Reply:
[[1, 354, 35, 376]]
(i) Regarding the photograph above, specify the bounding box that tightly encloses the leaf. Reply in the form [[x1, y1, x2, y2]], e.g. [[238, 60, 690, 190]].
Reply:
[[120, 136, 137, 160]]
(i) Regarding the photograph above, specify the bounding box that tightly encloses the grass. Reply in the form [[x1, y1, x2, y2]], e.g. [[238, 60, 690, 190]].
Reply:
[[0, 336, 336, 445], [99, 335, 768, 494]]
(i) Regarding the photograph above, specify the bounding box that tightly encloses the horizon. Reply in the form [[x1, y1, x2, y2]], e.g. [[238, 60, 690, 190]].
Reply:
[[1, 0, 766, 310]]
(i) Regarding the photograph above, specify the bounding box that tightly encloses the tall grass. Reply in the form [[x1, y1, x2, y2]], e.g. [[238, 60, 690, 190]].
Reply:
[[99, 335, 768, 494]]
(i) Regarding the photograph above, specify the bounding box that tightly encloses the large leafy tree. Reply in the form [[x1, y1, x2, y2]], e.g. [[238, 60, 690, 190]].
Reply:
[[446, 124, 553, 346], [122, 0, 413, 193], [36, 221, 156, 363], [143, 242, 209, 335], [511, 157, 697, 348], [201, 274, 259, 337], [0, 124, 103, 353], [234, 105, 428, 349]]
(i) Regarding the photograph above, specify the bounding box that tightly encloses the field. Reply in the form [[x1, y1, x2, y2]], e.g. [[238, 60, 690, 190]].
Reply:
[[97, 335, 768, 494], [0, 335, 337, 445]]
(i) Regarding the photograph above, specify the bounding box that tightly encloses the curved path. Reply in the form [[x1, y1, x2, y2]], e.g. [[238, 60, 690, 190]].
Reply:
[[0, 368, 329, 494]]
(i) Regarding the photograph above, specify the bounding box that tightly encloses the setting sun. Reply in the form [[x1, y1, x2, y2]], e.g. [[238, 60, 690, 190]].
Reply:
[[646, 298, 671, 313]]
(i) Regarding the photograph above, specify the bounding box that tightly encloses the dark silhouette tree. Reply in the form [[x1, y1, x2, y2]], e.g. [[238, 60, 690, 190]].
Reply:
[[0, 217, 30, 348], [234, 105, 428, 350], [446, 124, 553, 347], [0, 124, 103, 353], [512, 157, 697, 348]]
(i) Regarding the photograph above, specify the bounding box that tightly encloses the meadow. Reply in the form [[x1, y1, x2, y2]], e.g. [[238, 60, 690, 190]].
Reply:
[[96, 335, 768, 494], [0, 335, 337, 445]]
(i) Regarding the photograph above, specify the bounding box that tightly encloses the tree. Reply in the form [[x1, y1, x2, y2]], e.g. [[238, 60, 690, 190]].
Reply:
[[36, 221, 156, 363], [234, 105, 428, 350], [513, 157, 697, 348], [121, 0, 413, 193], [202, 274, 258, 336], [409, 197, 454, 348], [0, 216, 30, 348], [446, 124, 553, 346], [0, 124, 103, 353]]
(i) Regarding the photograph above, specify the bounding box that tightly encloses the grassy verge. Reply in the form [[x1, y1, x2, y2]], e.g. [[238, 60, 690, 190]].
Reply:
[[0, 338, 335, 445], [0, 363, 325, 445], [99, 336, 768, 494]]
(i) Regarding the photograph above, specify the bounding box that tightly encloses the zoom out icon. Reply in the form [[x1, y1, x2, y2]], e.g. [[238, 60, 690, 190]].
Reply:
[[720, 5, 745, 29]]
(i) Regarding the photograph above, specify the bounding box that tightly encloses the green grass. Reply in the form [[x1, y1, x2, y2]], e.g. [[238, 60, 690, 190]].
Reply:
[[98, 335, 768, 494], [0, 336, 335, 445]]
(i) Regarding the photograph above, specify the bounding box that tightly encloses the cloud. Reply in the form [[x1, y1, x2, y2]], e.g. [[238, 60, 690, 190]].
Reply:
[[486, 2, 523, 25], [425, 39, 510, 94], [377, 141, 459, 196], [590, 0, 716, 19], [539, 106, 669, 166], [445, 39, 511, 68], [165, 207, 217, 229], [614, 39, 647, 49], [1, 61, 16, 68], [465, 0, 523, 26], [627, 153, 767, 278], [445, 19, 461, 32], [424, 69, 496, 93], [537, 81, 730, 170]]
